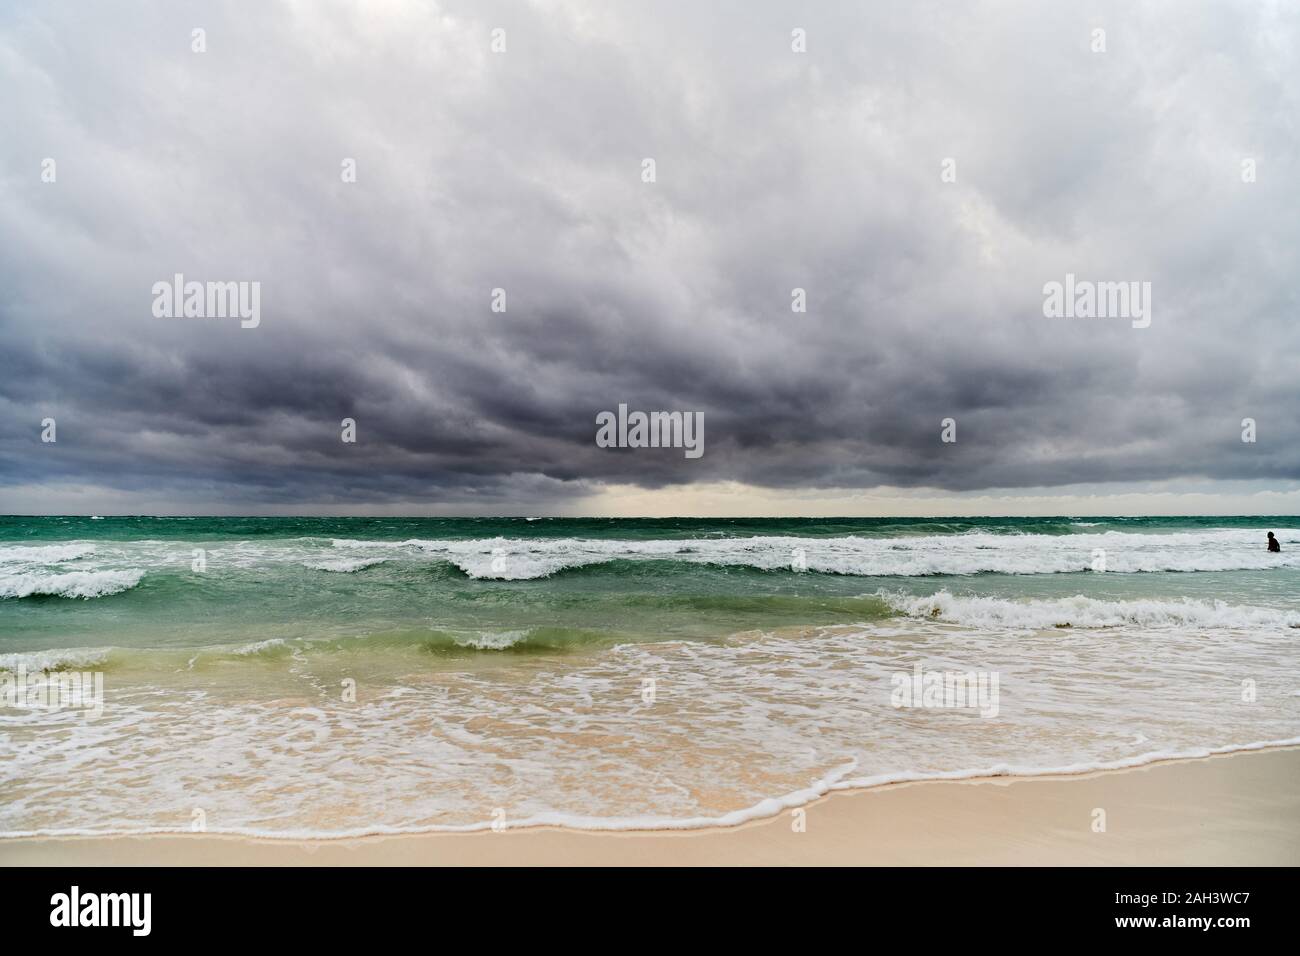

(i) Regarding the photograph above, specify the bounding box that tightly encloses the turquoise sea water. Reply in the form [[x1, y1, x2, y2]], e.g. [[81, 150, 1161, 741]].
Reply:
[[2, 515, 1298, 837]]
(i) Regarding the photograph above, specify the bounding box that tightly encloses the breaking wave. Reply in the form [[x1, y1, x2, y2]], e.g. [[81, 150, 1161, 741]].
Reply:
[[300, 557, 388, 573], [0, 569, 145, 600], [884, 590, 1300, 630], [328, 529, 1300, 580], [0, 647, 114, 673]]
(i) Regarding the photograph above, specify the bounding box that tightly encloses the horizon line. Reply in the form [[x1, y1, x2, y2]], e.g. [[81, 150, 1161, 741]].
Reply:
[[5, 513, 1300, 521]]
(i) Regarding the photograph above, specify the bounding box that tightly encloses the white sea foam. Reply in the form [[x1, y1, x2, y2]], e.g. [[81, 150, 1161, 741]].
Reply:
[[4, 526, 1298, 837], [0, 647, 113, 673], [3, 616, 1297, 837], [450, 629, 531, 650], [301, 557, 387, 573], [331, 538, 413, 550], [0, 542, 97, 564], [14, 738, 1300, 840], [0, 569, 144, 600], [13, 529, 1293, 583], [326, 529, 1300, 579], [229, 638, 290, 657], [884, 591, 1300, 630], [0, 541, 147, 600]]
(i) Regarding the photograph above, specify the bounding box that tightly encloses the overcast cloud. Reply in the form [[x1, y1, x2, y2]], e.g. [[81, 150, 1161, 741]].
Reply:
[[1, 0, 1298, 514]]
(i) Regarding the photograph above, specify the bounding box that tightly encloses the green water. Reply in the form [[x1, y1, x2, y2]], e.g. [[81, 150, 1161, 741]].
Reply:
[[3, 515, 1297, 661], [3, 515, 1298, 836]]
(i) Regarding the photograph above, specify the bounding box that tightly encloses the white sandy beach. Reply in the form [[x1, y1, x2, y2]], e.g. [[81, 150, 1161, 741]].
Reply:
[[3, 746, 1296, 866]]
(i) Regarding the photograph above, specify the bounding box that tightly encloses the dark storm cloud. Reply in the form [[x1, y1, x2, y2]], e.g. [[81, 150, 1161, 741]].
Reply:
[[1, 0, 1298, 511]]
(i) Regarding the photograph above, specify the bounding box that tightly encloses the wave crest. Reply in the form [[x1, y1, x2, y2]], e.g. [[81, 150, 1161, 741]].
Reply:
[[0, 569, 145, 600], [326, 529, 1300, 580], [0, 647, 113, 673], [884, 590, 1300, 630], [301, 557, 387, 573], [0, 543, 97, 565]]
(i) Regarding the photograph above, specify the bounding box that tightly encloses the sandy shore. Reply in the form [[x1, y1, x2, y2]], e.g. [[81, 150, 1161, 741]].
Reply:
[[3, 746, 1297, 866]]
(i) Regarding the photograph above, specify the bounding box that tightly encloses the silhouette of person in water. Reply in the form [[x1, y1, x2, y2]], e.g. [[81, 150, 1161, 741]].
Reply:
[[1267, 532, 1281, 553]]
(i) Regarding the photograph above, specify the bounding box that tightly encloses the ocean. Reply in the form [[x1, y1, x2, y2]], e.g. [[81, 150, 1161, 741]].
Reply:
[[2, 515, 1298, 837]]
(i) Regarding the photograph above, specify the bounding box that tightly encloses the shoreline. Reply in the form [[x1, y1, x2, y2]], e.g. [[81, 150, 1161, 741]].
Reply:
[[4, 745, 1297, 866]]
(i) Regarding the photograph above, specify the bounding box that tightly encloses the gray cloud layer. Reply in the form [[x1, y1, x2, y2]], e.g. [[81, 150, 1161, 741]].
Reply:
[[2, 1, 1298, 510]]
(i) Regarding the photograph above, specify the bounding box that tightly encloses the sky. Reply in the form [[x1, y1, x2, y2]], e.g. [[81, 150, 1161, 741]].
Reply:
[[1, 0, 1298, 516]]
